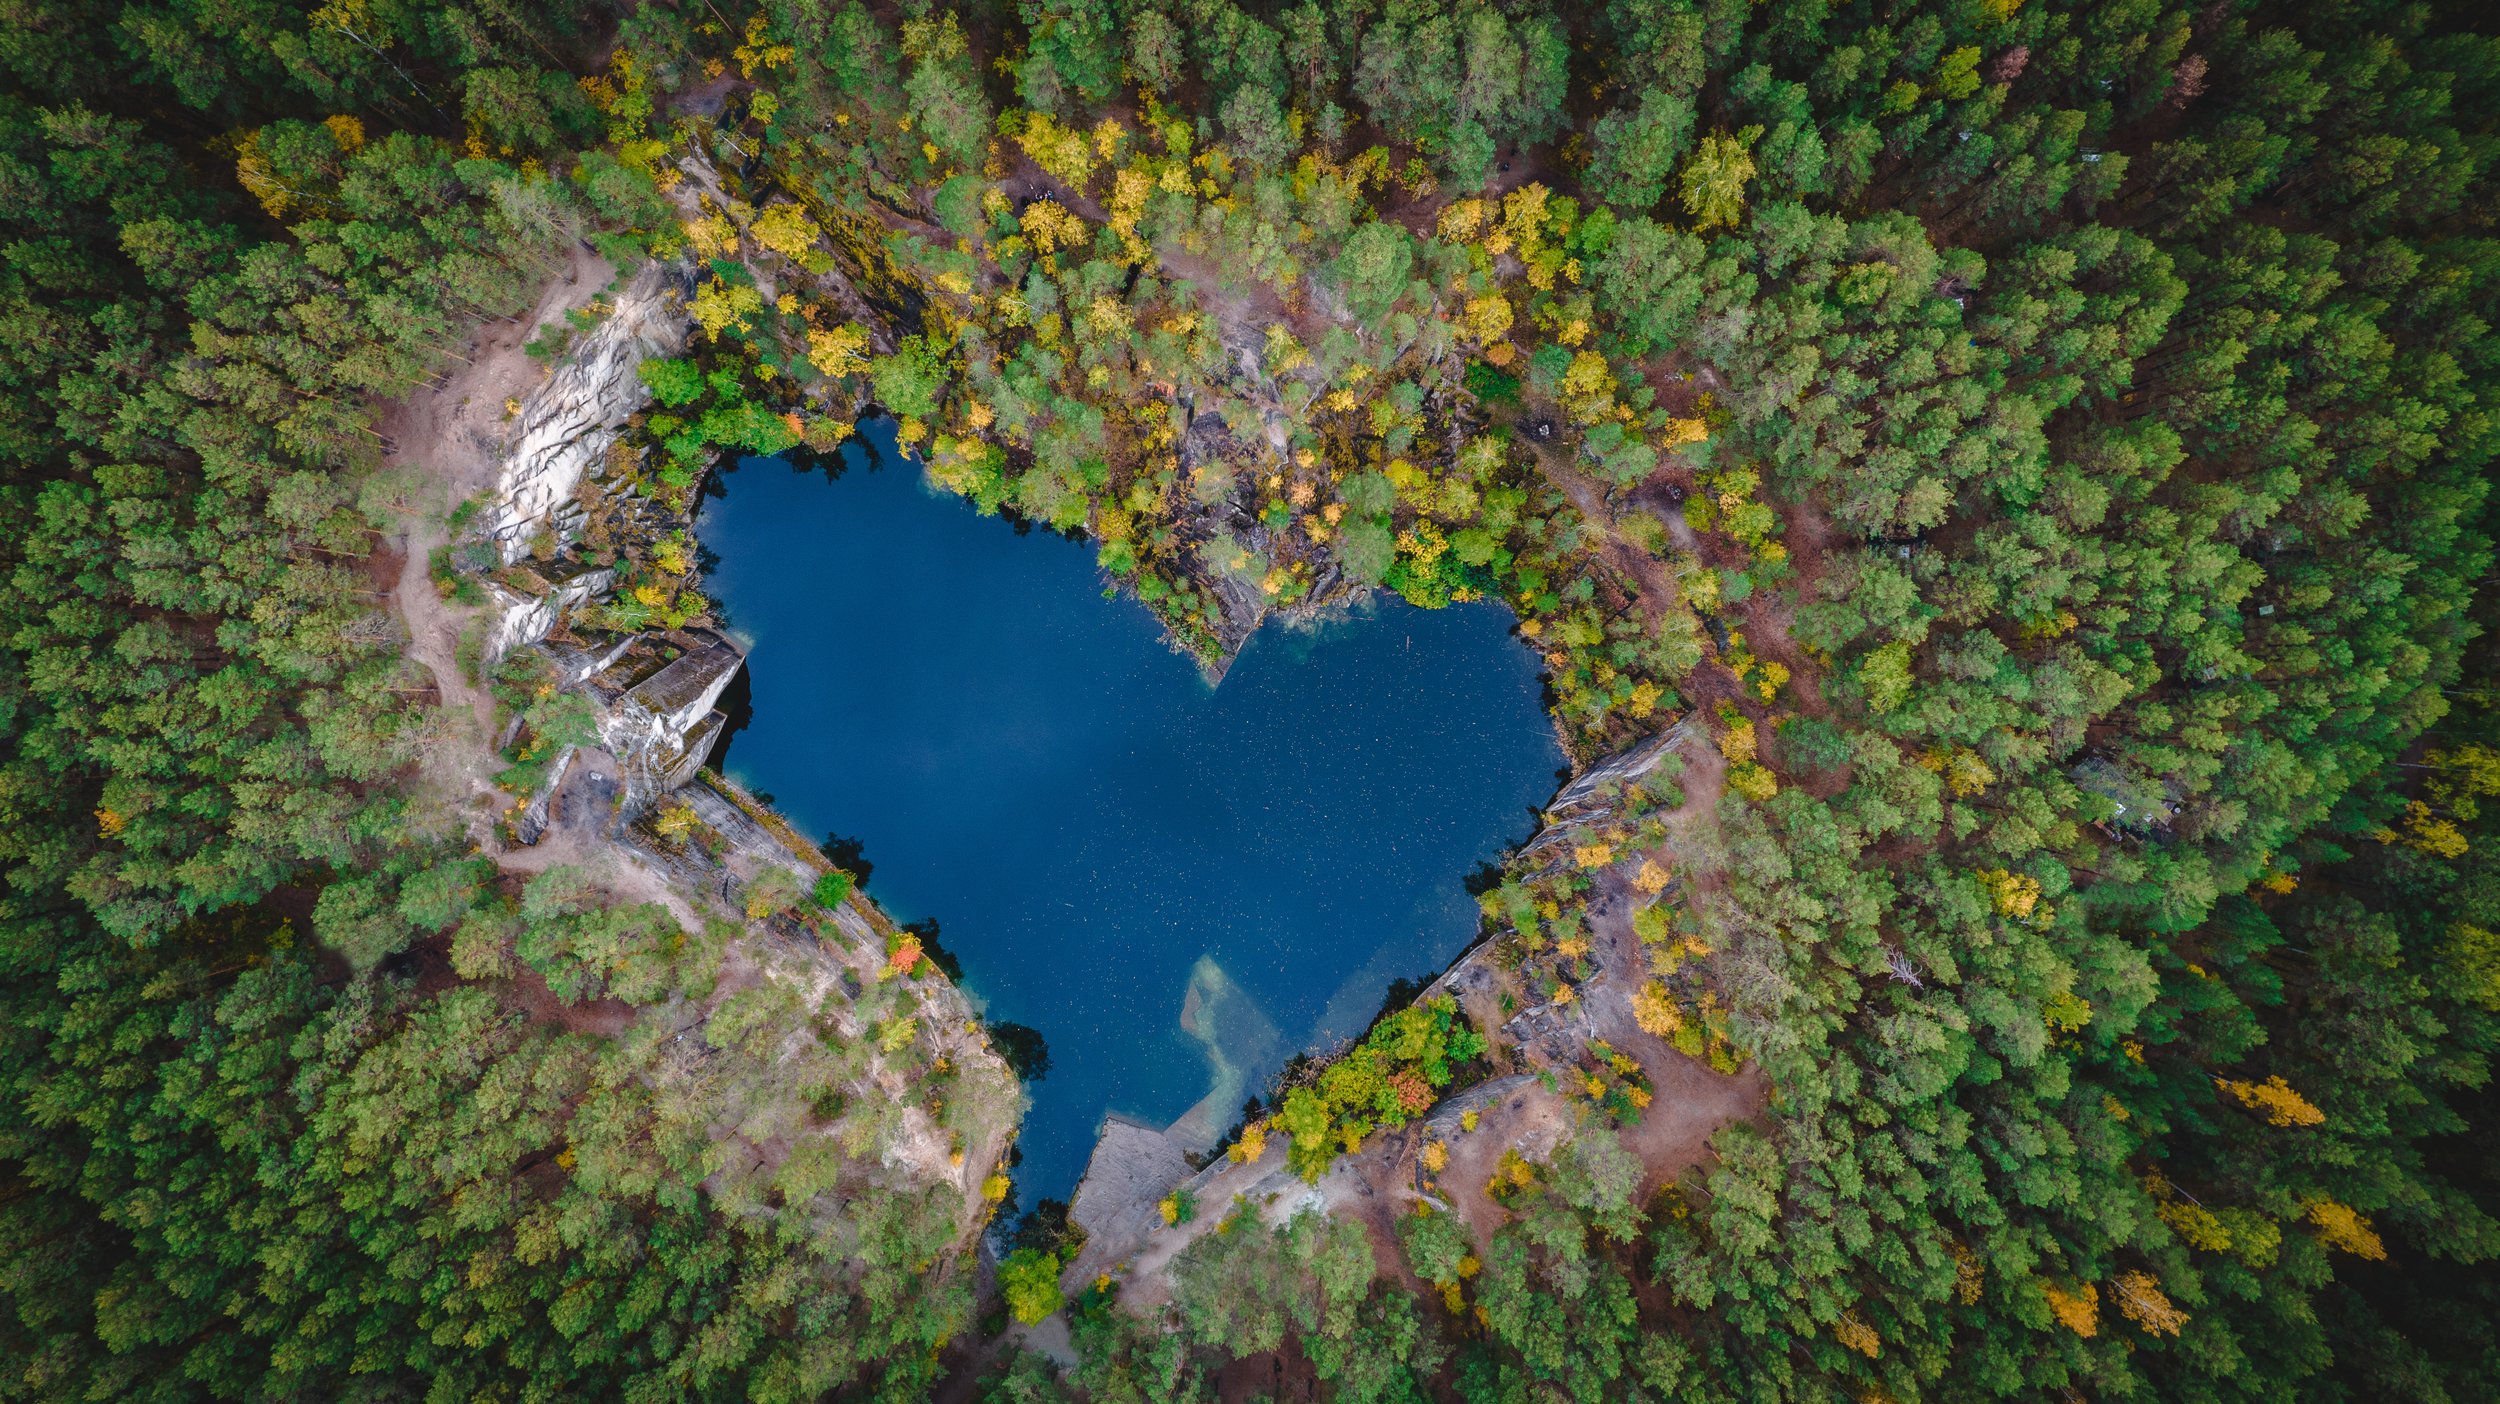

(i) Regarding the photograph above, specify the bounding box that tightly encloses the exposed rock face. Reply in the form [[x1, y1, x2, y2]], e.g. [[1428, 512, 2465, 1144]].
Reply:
[[542, 632, 639, 688], [624, 772, 880, 950], [617, 770, 1018, 1199], [1512, 718, 1693, 876], [458, 246, 741, 831], [581, 629, 746, 821], [1066, 1115, 1197, 1277], [480, 561, 617, 668], [507, 629, 742, 844], [1396, 719, 1695, 1059], [479, 258, 695, 565], [511, 745, 581, 845], [1170, 401, 1365, 679]]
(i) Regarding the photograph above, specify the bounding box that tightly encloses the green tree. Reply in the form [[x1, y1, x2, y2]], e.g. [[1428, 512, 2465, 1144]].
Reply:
[[999, 1247, 1066, 1324], [902, 13, 990, 168], [1018, 0, 1122, 112], [1679, 126, 1760, 230], [637, 355, 706, 406], [1585, 91, 1696, 211], [1127, 9, 1184, 94], [1333, 220, 1415, 319], [871, 335, 951, 420], [814, 868, 857, 909], [1221, 83, 1293, 169]]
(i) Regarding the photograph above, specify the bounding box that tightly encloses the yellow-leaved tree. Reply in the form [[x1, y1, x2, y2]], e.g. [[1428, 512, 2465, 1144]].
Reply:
[[2040, 1280, 2099, 1337], [2112, 1270, 2189, 1336], [1680, 126, 1762, 229], [2216, 1074, 2327, 1126], [748, 202, 822, 261], [2304, 1199, 2388, 1259]]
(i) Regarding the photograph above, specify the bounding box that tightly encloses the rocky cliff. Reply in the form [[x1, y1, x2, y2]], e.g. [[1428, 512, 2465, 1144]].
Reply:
[[451, 249, 747, 835], [479, 560, 615, 668], [478, 258, 695, 565]]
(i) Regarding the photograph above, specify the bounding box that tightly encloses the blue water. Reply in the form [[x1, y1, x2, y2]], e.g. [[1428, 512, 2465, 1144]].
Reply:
[[697, 425, 1563, 1197]]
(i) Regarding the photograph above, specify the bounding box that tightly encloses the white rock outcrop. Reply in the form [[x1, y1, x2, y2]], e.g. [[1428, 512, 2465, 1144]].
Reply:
[[480, 561, 617, 668], [1512, 718, 1693, 874], [583, 629, 746, 819], [1066, 1114, 1197, 1275], [481, 259, 694, 564]]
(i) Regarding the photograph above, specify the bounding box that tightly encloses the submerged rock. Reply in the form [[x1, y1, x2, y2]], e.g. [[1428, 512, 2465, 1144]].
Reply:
[[1166, 954, 1283, 1154]]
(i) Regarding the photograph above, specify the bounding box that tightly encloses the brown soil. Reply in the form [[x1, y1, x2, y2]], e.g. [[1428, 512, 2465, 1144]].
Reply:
[[501, 958, 641, 1038], [1580, 870, 1768, 1190]]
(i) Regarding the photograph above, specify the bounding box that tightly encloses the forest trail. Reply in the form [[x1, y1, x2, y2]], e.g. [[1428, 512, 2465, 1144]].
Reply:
[[1530, 436, 1686, 612], [1519, 427, 1732, 817], [380, 241, 614, 848]]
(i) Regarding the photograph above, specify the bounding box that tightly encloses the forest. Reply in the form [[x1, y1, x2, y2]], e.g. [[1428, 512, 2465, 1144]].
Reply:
[[1, 0, 2496, 1401]]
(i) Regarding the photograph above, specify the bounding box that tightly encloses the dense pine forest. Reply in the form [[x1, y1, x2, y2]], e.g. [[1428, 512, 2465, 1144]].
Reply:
[[1, 0, 2496, 1400]]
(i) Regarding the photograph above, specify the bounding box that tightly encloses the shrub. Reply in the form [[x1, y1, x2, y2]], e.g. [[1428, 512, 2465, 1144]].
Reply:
[[813, 869, 856, 909], [636, 356, 705, 406]]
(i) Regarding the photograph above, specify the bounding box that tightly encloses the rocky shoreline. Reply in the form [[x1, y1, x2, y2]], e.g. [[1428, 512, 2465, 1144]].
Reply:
[[435, 237, 1021, 1258]]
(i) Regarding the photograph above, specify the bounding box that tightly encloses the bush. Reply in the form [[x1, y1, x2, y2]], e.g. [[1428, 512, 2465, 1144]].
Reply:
[[1271, 996, 1486, 1179], [1464, 361, 1522, 404], [812, 869, 856, 910], [743, 865, 806, 919]]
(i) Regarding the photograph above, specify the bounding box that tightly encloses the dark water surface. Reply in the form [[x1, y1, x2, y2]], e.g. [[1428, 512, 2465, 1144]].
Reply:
[[698, 425, 1563, 1197]]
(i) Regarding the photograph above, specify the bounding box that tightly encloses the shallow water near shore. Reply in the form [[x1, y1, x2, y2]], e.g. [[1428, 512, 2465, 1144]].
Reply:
[[697, 422, 1563, 1198]]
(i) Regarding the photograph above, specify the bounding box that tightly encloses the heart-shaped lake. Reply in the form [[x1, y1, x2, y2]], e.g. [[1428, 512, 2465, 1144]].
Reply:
[[698, 423, 1563, 1197]]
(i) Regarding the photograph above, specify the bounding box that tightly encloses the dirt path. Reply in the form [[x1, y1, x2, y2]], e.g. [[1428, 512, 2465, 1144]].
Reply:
[[380, 241, 614, 847], [1573, 863, 1763, 1179], [1530, 435, 1691, 619]]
